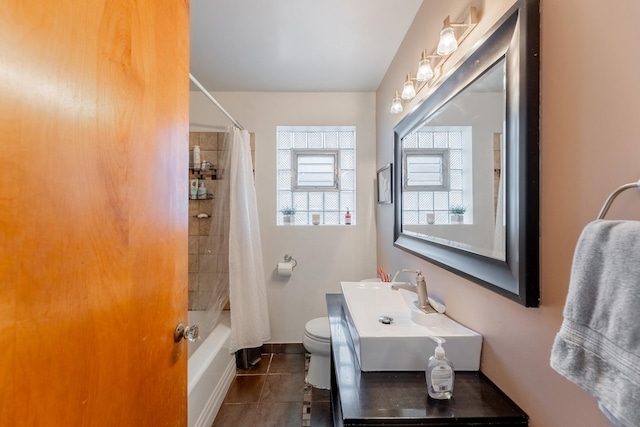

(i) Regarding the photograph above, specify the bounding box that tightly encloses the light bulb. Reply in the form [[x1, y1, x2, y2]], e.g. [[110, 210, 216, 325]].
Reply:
[[437, 27, 458, 55], [416, 58, 434, 82], [390, 91, 403, 114], [401, 74, 416, 100]]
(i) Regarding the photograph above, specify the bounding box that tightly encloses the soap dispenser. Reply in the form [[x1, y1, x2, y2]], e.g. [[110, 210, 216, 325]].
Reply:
[[426, 336, 454, 399]]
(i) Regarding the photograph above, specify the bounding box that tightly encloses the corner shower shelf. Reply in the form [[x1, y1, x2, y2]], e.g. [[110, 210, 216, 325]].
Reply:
[[189, 193, 214, 201], [189, 162, 218, 180]]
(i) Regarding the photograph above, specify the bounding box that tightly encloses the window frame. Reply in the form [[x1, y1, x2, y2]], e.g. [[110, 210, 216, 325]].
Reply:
[[403, 148, 450, 191], [291, 149, 340, 191]]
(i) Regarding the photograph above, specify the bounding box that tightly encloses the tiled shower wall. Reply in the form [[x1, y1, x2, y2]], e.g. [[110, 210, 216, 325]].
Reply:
[[188, 131, 255, 311]]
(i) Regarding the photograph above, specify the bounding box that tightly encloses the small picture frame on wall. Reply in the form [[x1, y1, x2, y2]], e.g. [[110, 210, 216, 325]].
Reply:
[[377, 164, 393, 204]]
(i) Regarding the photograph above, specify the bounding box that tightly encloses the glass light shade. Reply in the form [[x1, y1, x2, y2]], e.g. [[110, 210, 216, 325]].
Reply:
[[390, 93, 403, 114], [416, 58, 434, 82], [401, 76, 416, 100], [437, 27, 458, 55]]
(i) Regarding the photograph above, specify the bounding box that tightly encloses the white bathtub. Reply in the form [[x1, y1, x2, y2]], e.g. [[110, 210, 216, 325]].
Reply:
[[188, 311, 235, 427]]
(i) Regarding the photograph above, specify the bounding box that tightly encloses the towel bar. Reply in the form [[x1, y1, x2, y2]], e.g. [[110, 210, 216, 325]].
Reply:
[[597, 179, 640, 219]]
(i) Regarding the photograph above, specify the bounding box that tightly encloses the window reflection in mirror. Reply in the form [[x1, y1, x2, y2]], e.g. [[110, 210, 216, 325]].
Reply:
[[401, 59, 506, 261]]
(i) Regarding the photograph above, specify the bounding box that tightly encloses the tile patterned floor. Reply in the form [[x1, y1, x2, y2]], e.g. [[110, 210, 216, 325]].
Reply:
[[212, 353, 333, 427]]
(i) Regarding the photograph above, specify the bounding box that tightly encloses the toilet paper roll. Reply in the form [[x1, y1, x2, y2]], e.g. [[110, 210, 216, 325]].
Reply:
[[277, 262, 294, 277]]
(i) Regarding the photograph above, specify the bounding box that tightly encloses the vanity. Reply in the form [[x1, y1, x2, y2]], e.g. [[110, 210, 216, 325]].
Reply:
[[327, 293, 528, 426]]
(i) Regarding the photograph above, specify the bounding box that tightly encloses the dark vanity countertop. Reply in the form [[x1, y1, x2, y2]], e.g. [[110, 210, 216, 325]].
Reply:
[[327, 294, 528, 426]]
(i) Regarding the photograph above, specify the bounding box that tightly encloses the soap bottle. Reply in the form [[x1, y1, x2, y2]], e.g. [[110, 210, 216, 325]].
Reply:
[[192, 145, 201, 169], [197, 180, 207, 199], [190, 179, 199, 200], [345, 208, 352, 225], [426, 336, 454, 399]]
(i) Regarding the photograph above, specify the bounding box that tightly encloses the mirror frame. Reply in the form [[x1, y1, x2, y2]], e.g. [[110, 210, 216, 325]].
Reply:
[[393, 0, 539, 307]]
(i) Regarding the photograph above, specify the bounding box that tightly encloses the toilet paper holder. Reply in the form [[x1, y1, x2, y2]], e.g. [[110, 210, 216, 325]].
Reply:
[[282, 254, 297, 270]]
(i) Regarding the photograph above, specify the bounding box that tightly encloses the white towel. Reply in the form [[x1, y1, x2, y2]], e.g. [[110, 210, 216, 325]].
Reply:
[[551, 220, 640, 427]]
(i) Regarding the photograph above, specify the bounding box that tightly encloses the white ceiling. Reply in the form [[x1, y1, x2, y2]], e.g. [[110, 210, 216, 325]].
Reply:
[[190, 0, 424, 92]]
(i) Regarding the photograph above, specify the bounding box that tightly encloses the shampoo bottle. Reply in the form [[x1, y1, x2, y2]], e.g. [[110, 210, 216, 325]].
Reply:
[[192, 145, 201, 169], [345, 208, 352, 225], [426, 336, 454, 399]]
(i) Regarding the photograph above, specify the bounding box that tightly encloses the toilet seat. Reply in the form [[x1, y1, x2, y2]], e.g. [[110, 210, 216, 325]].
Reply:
[[305, 317, 330, 342]]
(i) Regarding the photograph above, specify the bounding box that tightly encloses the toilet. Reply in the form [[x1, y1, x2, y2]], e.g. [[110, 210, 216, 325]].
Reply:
[[303, 317, 331, 389]]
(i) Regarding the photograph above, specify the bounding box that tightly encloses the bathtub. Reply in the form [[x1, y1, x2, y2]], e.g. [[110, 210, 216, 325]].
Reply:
[[188, 311, 235, 427]]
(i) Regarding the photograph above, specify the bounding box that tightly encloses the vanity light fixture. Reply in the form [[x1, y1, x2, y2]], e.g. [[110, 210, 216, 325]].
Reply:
[[390, 6, 479, 114], [401, 73, 416, 100], [390, 91, 403, 114], [416, 50, 435, 82], [437, 8, 479, 55], [437, 19, 458, 55]]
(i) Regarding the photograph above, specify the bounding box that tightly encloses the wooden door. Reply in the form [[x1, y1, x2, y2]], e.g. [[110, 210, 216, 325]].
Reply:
[[0, 1, 190, 425]]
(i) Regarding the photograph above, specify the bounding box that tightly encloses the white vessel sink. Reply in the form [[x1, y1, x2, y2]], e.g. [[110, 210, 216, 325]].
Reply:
[[340, 281, 482, 372]]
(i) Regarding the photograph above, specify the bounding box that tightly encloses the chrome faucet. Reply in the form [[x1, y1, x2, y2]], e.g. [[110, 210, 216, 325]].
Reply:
[[390, 269, 434, 313]]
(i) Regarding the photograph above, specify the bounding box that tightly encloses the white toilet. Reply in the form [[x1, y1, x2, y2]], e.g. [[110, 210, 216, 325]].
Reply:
[[303, 317, 331, 389]]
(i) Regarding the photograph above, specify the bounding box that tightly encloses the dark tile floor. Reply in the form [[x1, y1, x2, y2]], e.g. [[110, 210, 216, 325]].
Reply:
[[212, 353, 333, 427]]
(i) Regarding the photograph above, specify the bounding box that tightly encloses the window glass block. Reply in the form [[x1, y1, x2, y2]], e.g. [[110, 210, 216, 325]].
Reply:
[[340, 191, 354, 211], [448, 131, 462, 149], [293, 192, 308, 211], [418, 211, 428, 224], [435, 211, 448, 224], [403, 210, 419, 225], [339, 132, 355, 148], [277, 131, 292, 149], [293, 132, 307, 148], [450, 170, 462, 190], [309, 192, 323, 210], [277, 150, 291, 170], [341, 150, 355, 170], [449, 191, 463, 206], [403, 191, 419, 210], [434, 192, 449, 210], [418, 132, 434, 148], [341, 170, 354, 190], [434, 132, 448, 148], [449, 150, 462, 169], [324, 132, 338, 148], [403, 133, 418, 148], [308, 132, 323, 148], [419, 192, 433, 210], [278, 191, 292, 210], [324, 211, 339, 225], [324, 192, 339, 210], [290, 212, 305, 225], [277, 170, 292, 190]]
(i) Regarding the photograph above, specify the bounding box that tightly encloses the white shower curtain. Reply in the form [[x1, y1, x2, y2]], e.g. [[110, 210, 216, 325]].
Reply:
[[228, 127, 271, 352]]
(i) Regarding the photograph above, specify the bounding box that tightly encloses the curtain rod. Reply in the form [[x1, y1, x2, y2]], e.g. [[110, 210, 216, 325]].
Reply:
[[189, 72, 245, 131]]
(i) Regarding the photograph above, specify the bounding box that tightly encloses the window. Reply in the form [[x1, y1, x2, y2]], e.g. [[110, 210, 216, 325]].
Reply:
[[404, 149, 450, 190], [292, 150, 339, 190], [402, 127, 472, 225], [277, 126, 356, 225]]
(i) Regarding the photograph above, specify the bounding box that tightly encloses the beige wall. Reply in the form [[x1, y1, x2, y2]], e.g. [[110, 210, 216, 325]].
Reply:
[[190, 92, 378, 342], [376, 0, 640, 426]]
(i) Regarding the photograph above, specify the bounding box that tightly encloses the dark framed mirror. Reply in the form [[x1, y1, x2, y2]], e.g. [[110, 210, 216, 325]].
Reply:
[[393, 0, 539, 306]]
